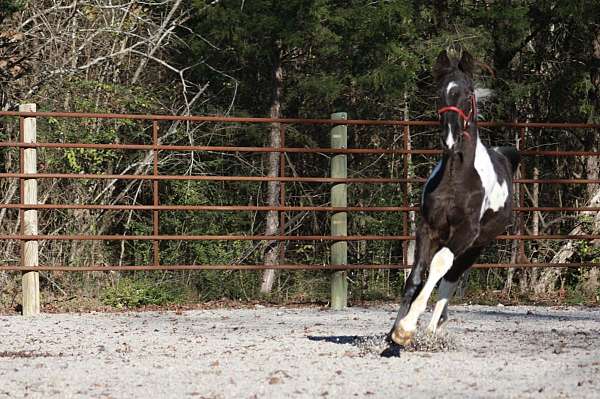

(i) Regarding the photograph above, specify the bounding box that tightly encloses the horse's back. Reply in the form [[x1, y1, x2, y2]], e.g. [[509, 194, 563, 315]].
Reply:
[[492, 146, 520, 174]]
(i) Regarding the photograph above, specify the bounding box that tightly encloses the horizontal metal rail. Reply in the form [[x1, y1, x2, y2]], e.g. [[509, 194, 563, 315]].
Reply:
[[1, 234, 413, 241], [0, 262, 596, 272], [1, 142, 599, 158], [0, 204, 418, 212], [2, 234, 600, 241], [1, 173, 599, 185], [0, 172, 412, 183], [514, 178, 600, 184], [1, 204, 599, 213], [2, 110, 600, 129], [520, 150, 600, 157], [0, 141, 441, 155], [2, 110, 599, 273]]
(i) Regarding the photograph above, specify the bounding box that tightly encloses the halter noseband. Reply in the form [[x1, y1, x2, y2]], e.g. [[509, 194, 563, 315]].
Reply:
[[437, 93, 477, 140]]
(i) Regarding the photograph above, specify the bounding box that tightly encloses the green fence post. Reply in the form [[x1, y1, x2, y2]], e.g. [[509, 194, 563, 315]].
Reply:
[[330, 112, 348, 310]]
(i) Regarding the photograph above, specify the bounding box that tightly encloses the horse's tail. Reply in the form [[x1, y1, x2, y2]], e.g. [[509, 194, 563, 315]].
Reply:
[[494, 146, 520, 174]]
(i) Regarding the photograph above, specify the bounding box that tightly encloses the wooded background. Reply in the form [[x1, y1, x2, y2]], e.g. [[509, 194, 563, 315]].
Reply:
[[1, 0, 599, 308]]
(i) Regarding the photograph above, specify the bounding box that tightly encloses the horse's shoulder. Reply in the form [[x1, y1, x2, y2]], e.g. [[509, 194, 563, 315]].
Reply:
[[422, 161, 444, 196]]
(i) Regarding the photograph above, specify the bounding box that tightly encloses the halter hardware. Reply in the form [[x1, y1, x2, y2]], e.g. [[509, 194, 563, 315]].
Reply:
[[437, 93, 477, 140]]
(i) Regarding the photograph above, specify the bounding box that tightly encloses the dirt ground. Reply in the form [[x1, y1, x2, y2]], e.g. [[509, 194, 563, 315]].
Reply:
[[1, 304, 599, 398]]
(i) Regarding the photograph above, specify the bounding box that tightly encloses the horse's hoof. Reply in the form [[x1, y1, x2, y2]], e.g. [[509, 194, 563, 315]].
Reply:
[[390, 327, 413, 346], [380, 346, 401, 358]]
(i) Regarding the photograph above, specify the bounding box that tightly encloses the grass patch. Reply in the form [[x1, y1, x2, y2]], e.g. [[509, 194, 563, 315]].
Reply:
[[101, 277, 186, 309]]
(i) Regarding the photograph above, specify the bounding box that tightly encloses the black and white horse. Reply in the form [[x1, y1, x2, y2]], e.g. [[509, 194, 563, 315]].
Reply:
[[389, 50, 520, 346]]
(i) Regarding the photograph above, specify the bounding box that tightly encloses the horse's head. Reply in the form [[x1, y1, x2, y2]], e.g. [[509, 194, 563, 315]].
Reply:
[[433, 50, 477, 151]]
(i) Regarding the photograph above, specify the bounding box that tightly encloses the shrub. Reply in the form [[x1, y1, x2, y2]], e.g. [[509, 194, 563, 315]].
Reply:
[[101, 277, 185, 308]]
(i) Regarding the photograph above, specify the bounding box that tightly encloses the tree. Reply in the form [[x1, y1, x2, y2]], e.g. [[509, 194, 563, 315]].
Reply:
[[3, 0, 600, 307], [189, 0, 340, 292], [1, 0, 205, 298]]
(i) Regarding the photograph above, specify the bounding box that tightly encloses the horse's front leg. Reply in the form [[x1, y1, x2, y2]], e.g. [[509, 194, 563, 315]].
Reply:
[[389, 223, 437, 345], [390, 220, 482, 345], [391, 247, 454, 345], [425, 230, 482, 336]]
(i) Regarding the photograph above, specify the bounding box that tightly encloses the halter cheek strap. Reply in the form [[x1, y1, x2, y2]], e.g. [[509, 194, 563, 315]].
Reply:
[[437, 94, 477, 140]]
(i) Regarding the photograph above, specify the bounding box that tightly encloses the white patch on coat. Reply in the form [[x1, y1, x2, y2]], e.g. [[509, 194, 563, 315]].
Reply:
[[445, 123, 455, 148], [474, 138, 509, 219], [446, 81, 458, 95], [398, 248, 455, 334], [443, 82, 457, 149]]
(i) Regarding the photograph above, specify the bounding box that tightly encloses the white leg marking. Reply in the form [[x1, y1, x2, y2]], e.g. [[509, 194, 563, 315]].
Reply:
[[398, 247, 455, 334], [427, 278, 458, 335]]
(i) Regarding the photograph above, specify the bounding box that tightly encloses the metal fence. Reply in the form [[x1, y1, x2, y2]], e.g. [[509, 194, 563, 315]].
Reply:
[[1, 109, 599, 272]]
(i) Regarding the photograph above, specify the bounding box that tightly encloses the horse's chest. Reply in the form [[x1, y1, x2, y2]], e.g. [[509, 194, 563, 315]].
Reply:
[[424, 188, 477, 228], [422, 141, 509, 227]]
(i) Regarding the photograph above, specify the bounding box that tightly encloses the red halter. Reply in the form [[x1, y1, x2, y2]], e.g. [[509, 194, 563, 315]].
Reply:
[[437, 94, 477, 140]]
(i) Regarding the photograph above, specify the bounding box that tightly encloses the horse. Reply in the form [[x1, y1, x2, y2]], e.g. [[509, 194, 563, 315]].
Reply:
[[388, 50, 520, 346]]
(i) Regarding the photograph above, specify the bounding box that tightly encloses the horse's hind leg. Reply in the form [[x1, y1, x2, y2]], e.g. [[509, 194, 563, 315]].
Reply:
[[426, 278, 458, 335], [427, 246, 482, 335]]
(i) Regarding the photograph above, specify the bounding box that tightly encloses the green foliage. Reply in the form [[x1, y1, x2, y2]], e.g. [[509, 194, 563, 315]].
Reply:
[[564, 286, 587, 305], [574, 215, 600, 264], [192, 271, 262, 301], [4, 0, 600, 307], [576, 240, 600, 263], [263, 270, 333, 303], [189, 0, 335, 115], [0, 0, 21, 24], [49, 79, 161, 115], [101, 277, 186, 308], [37, 79, 162, 176]]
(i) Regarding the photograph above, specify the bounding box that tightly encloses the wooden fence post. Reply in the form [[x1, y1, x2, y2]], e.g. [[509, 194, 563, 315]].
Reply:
[[330, 112, 348, 310], [20, 103, 40, 316]]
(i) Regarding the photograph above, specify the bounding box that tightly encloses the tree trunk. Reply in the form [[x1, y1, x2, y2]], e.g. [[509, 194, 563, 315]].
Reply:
[[260, 46, 284, 294], [537, 189, 600, 293], [504, 123, 523, 296], [535, 30, 600, 293], [518, 122, 531, 294], [582, 30, 600, 299], [531, 164, 551, 294], [403, 94, 415, 285]]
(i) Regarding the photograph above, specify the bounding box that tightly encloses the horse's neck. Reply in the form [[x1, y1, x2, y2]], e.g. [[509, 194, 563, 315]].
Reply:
[[441, 135, 479, 178]]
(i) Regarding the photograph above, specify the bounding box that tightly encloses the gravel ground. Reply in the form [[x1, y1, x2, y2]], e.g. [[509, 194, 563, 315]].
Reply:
[[1, 304, 599, 399]]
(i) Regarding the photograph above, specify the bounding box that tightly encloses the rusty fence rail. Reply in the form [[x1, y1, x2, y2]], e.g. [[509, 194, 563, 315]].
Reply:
[[0, 110, 599, 272]]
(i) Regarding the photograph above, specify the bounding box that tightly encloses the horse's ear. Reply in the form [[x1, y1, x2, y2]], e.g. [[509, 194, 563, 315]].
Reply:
[[458, 51, 475, 77], [433, 50, 452, 82]]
